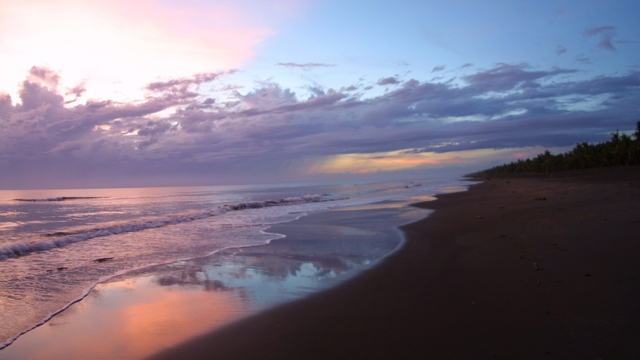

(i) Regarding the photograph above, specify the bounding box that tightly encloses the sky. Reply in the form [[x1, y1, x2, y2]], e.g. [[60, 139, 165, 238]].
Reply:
[[0, 0, 639, 189]]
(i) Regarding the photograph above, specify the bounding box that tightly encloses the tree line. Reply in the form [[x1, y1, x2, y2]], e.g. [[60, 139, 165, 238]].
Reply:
[[481, 122, 640, 174]]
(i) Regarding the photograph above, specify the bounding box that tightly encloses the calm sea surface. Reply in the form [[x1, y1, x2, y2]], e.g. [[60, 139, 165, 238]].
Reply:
[[0, 179, 462, 349]]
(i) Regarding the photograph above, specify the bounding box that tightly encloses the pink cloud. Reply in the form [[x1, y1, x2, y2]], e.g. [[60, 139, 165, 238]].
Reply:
[[0, 0, 276, 102], [1, 63, 639, 188]]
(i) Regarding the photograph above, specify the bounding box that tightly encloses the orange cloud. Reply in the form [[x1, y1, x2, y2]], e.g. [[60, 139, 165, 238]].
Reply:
[[307, 147, 558, 174]]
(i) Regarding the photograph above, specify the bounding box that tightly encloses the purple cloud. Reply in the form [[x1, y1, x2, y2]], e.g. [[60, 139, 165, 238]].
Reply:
[[584, 26, 617, 51], [0, 93, 11, 116], [64, 82, 87, 105], [146, 71, 232, 99], [28, 66, 61, 88], [276, 63, 336, 70], [462, 63, 575, 92], [1, 63, 638, 188], [431, 65, 446, 73], [377, 77, 400, 86], [66, 83, 86, 96]]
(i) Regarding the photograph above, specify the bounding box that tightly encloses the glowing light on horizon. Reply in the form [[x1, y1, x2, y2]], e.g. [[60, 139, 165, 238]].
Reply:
[[0, 0, 275, 103], [307, 146, 569, 174]]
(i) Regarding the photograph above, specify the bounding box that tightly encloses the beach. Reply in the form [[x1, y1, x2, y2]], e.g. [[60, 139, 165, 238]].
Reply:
[[0, 185, 440, 359], [150, 166, 640, 359]]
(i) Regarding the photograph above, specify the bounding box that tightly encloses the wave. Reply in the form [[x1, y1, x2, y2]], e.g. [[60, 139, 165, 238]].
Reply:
[[0, 194, 342, 261], [0, 223, 293, 351], [14, 197, 104, 202]]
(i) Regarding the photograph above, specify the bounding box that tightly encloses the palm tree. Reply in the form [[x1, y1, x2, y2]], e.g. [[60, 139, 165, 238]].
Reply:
[[481, 122, 640, 174]]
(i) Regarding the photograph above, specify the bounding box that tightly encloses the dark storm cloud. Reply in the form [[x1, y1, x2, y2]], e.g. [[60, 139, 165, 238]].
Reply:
[[1, 63, 639, 188]]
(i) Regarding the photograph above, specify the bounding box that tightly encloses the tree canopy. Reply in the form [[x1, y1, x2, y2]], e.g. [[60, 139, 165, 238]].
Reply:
[[481, 122, 640, 174]]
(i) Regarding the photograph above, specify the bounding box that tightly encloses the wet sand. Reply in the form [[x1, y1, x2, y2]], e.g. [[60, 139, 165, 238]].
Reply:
[[0, 197, 430, 359], [150, 166, 640, 359]]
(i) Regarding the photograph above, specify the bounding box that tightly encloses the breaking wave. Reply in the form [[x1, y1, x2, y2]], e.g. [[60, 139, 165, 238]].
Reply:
[[0, 194, 339, 261]]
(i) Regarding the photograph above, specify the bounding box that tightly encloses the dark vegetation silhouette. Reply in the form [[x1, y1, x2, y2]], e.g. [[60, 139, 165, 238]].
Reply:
[[481, 121, 640, 174]]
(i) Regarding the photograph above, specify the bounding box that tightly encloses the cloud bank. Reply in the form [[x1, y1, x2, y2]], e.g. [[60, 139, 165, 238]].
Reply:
[[1, 63, 639, 188]]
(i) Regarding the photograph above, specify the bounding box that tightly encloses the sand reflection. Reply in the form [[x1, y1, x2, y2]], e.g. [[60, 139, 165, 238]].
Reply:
[[0, 275, 250, 360], [0, 198, 431, 360]]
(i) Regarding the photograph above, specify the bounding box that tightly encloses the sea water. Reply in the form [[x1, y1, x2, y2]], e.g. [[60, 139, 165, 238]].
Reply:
[[0, 179, 462, 349]]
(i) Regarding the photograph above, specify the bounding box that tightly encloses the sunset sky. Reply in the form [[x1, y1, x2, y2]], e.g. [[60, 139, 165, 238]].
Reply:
[[1, 0, 639, 189]]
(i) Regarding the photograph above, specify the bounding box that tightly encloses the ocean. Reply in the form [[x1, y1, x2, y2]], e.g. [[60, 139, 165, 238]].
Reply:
[[0, 179, 465, 353]]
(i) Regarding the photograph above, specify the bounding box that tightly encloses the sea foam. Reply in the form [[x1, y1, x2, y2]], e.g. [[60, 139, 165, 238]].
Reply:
[[0, 194, 337, 261]]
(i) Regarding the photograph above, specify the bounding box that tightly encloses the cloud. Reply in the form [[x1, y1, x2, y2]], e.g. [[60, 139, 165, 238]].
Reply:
[[0, 94, 12, 117], [276, 63, 336, 70], [308, 147, 542, 174], [0, 0, 276, 102], [1, 63, 639, 188], [28, 66, 61, 88], [460, 63, 474, 68], [462, 63, 575, 92], [146, 71, 233, 95], [307, 149, 463, 174], [431, 65, 446, 73], [576, 55, 591, 64], [377, 77, 400, 86], [0, 67, 223, 169], [65, 83, 87, 104], [584, 26, 617, 51], [556, 45, 567, 55]]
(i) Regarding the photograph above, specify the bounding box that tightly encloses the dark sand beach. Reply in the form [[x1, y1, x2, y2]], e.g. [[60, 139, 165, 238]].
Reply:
[[150, 166, 640, 359]]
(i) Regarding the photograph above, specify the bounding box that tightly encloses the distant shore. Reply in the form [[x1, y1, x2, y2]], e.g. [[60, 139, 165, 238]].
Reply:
[[150, 166, 640, 359]]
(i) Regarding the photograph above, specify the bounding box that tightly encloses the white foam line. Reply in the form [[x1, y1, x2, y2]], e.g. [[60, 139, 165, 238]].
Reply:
[[0, 182, 461, 350], [0, 184, 458, 350], [0, 195, 344, 261], [0, 217, 301, 351]]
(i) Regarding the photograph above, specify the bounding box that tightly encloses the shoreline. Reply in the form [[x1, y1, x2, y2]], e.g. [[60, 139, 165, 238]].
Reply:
[[150, 166, 640, 359], [0, 195, 434, 359]]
